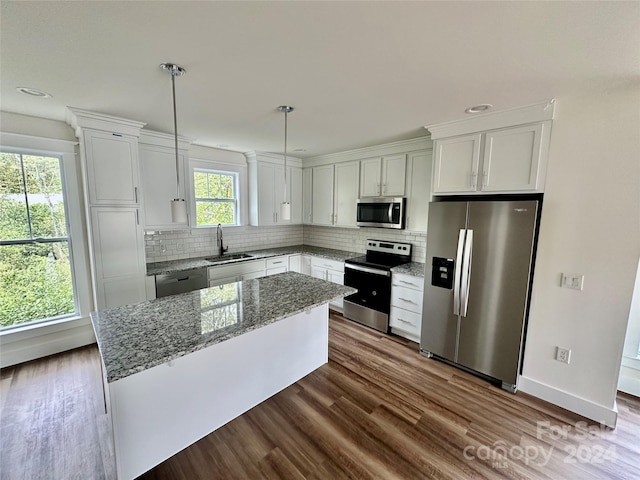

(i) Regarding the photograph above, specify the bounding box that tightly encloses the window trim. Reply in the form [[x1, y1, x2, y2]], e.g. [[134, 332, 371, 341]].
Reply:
[[0, 133, 92, 330], [189, 159, 248, 228]]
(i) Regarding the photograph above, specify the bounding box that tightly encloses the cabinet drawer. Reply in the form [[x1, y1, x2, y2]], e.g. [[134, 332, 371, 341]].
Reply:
[[310, 257, 344, 273], [266, 266, 287, 276], [390, 307, 422, 337], [266, 256, 288, 270], [391, 287, 423, 314], [208, 259, 266, 279], [392, 273, 424, 291]]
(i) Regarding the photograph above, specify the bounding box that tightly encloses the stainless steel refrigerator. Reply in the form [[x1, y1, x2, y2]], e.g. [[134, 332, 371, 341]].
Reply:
[[420, 197, 540, 392]]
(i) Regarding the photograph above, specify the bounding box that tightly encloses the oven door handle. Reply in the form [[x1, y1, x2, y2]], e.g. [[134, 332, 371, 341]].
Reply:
[[345, 264, 390, 277]]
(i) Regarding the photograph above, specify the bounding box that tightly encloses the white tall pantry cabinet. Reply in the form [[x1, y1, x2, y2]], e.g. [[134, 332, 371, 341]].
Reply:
[[67, 108, 147, 310]]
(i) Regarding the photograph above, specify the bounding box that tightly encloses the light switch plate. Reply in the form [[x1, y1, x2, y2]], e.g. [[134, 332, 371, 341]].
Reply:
[[561, 273, 584, 290]]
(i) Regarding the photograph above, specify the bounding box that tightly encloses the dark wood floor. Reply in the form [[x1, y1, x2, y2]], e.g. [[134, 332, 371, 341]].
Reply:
[[1, 313, 639, 480]]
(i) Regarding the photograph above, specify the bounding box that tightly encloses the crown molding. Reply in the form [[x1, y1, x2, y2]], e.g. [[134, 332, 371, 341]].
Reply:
[[244, 151, 303, 168], [66, 107, 146, 138]]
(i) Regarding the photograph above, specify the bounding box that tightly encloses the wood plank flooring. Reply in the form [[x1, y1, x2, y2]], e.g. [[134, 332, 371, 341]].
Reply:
[[1, 312, 639, 479]]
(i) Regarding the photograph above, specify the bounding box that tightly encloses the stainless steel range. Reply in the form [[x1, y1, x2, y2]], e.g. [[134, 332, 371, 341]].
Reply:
[[344, 239, 412, 332]]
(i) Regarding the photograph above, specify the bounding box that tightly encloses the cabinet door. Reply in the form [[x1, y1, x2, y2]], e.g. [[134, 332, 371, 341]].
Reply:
[[241, 271, 264, 281], [359, 158, 382, 197], [90, 207, 146, 309], [381, 154, 406, 196], [210, 275, 240, 287], [302, 168, 313, 224], [405, 150, 432, 232], [288, 166, 303, 224], [139, 144, 188, 230], [334, 161, 359, 227], [84, 129, 140, 205], [302, 255, 312, 276], [432, 134, 482, 194], [326, 269, 345, 309], [257, 163, 276, 225], [288, 254, 302, 273], [481, 124, 543, 192], [274, 164, 286, 224], [312, 165, 334, 225], [311, 267, 326, 280]]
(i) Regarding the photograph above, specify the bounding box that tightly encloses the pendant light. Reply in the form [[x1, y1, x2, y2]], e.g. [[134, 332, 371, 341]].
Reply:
[[278, 105, 294, 221], [160, 62, 188, 223]]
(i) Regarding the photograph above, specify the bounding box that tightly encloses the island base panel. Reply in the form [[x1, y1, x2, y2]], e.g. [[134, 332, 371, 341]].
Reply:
[[108, 304, 329, 480]]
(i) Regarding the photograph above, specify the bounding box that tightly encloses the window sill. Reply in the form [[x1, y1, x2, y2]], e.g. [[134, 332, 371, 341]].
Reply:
[[621, 355, 640, 371], [0, 315, 91, 344]]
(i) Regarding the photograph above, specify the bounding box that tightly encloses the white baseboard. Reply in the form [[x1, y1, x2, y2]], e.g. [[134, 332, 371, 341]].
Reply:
[[519, 375, 618, 428], [0, 318, 96, 368]]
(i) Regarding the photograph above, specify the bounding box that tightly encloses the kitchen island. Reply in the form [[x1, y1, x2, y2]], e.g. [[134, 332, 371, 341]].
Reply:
[[91, 272, 355, 480]]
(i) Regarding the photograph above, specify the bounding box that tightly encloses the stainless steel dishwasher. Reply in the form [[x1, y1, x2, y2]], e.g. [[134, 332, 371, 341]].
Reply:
[[155, 268, 209, 298]]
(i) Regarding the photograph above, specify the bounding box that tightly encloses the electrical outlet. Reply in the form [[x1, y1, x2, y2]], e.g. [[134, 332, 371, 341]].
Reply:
[[561, 273, 584, 290], [556, 347, 571, 364]]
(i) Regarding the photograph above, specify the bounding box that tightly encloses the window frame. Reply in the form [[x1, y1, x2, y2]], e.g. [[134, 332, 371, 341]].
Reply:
[[193, 169, 239, 227], [189, 159, 247, 228], [0, 133, 91, 333]]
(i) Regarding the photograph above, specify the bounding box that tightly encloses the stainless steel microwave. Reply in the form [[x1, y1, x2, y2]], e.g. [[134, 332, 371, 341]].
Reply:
[[356, 197, 406, 229]]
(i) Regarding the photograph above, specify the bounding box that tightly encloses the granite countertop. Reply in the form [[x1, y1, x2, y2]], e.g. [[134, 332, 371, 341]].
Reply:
[[91, 272, 356, 383], [146, 245, 359, 276], [391, 261, 426, 278]]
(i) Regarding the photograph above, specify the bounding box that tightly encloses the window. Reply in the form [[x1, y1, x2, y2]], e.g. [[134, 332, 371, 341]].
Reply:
[[193, 169, 238, 226], [0, 151, 77, 329]]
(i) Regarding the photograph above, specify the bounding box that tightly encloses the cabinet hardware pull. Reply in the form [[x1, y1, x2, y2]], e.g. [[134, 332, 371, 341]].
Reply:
[[134, 187, 138, 203], [273, 261, 283, 264], [398, 297, 416, 304], [399, 280, 418, 287], [135, 209, 139, 225], [397, 318, 412, 324], [471, 172, 478, 188]]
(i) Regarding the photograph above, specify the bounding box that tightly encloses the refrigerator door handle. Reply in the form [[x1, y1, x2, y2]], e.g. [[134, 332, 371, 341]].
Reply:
[[460, 229, 473, 317], [453, 229, 465, 315]]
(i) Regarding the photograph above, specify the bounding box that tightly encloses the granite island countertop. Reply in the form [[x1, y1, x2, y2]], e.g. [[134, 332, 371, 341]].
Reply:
[[146, 245, 359, 276], [91, 272, 356, 383]]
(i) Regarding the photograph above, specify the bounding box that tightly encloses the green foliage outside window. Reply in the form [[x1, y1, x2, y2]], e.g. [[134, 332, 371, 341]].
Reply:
[[0, 152, 76, 329], [194, 170, 237, 226]]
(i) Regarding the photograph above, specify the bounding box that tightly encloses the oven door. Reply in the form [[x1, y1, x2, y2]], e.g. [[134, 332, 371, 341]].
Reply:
[[344, 264, 392, 314]]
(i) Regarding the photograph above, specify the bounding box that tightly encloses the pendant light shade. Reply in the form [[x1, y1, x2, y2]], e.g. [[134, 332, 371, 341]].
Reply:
[[278, 106, 294, 221], [161, 62, 188, 224]]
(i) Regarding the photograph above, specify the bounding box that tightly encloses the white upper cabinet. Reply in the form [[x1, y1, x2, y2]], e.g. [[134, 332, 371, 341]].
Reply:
[[82, 129, 141, 205], [139, 131, 191, 230], [359, 154, 406, 197], [311, 164, 334, 226], [405, 150, 433, 232], [311, 162, 359, 227], [333, 161, 359, 227], [481, 123, 544, 192], [302, 168, 313, 224], [427, 101, 554, 195], [246, 152, 303, 226]]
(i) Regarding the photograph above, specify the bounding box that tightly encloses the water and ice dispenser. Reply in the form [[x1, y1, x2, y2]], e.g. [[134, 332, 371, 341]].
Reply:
[[431, 257, 455, 289]]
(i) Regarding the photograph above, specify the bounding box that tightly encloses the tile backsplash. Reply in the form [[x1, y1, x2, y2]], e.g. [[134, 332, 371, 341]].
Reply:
[[145, 225, 426, 264]]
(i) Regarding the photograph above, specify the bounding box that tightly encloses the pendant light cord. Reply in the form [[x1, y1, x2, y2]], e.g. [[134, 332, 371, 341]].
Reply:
[[283, 109, 288, 202], [171, 69, 180, 199]]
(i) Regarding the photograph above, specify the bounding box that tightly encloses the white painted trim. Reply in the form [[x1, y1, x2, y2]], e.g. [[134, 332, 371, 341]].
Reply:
[[244, 151, 303, 168], [305, 136, 432, 167], [139, 129, 193, 149], [426, 100, 556, 139], [66, 107, 146, 137], [617, 365, 640, 397], [518, 375, 618, 428], [0, 317, 96, 368]]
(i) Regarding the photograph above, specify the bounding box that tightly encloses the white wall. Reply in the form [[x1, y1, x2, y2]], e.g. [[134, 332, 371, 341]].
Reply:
[[520, 84, 640, 426]]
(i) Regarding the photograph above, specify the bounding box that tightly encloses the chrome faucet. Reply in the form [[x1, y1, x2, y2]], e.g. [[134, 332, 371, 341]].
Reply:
[[216, 224, 228, 257]]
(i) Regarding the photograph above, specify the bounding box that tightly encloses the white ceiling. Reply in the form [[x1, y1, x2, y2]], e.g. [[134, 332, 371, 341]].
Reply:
[[1, 1, 638, 158]]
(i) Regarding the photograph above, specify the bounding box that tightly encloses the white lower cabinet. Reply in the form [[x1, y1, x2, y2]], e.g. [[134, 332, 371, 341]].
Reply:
[[208, 259, 266, 287], [301, 255, 312, 276], [266, 256, 288, 276], [288, 254, 302, 273], [310, 257, 345, 309], [390, 273, 424, 342], [90, 207, 146, 309]]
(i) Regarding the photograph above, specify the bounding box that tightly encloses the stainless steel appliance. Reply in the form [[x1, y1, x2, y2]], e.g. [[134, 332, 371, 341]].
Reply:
[[155, 268, 209, 298], [344, 240, 412, 332], [356, 197, 406, 229], [420, 196, 541, 392]]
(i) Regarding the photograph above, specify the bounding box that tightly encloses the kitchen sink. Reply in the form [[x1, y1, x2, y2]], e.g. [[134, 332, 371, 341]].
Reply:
[[205, 253, 254, 263]]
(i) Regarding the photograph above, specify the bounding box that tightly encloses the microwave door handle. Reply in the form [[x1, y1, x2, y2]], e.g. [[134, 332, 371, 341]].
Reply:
[[453, 229, 465, 316], [388, 203, 393, 223]]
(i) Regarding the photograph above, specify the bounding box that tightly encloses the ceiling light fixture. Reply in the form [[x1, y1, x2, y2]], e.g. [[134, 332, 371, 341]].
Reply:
[[465, 104, 493, 114], [160, 62, 188, 224], [277, 106, 294, 222], [16, 87, 52, 98]]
